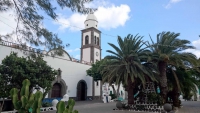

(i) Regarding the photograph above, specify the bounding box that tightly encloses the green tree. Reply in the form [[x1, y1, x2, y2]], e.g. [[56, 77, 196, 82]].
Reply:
[[102, 34, 157, 104], [0, 0, 96, 54], [86, 60, 104, 98], [167, 67, 200, 107], [0, 65, 12, 112], [87, 60, 104, 81], [0, 52, 57, 99], [148, 31, 196, 103], [86, 59, 118, 95]]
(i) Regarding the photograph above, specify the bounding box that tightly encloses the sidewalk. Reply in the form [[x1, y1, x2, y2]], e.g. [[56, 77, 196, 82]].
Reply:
[[177, 101, 200, 113], [46, 101, 200, 113]]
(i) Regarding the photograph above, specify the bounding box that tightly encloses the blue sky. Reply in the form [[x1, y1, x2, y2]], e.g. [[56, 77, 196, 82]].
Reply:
[[1, 0, 200, 59]]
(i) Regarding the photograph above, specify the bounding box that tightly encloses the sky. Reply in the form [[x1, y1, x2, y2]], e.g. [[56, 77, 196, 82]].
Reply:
[[0, 0, 200, 59]]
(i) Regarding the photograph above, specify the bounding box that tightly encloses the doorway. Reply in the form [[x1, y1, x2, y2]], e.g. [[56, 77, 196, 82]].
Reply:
[[77, 80, 87, 101], [51, 83, 62, 98]]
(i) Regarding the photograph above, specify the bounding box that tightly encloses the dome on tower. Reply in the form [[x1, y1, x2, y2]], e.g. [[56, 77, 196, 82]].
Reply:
[[85, 14, 98, 22], [84, 13, 98, 29]]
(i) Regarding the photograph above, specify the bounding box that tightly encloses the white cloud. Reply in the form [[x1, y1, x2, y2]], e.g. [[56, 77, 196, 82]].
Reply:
[[185, 49, 200, 58], [54, 1, 130, 31], [96, 4, 130, 30], [170, 0, 182, 3], [192, 39, 200, 49], [165, 0, 182, 9], [66, 48, 80, 53], [0, 11, 16, 35], [185, 39, 200, 58]]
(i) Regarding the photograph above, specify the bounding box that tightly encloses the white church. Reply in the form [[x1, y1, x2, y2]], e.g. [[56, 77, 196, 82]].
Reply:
[[0, 13, 125, 102]]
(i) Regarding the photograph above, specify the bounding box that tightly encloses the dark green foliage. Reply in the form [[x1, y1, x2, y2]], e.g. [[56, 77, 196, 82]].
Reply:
[[0, 0, 96, 54], [109, 94, 117, 100], [167, 67, 200, 106], [0, 64, 12, 112], [56, 99, 78, 113], [0, 52, 57, 98], [148, 31, 197, 103], [101, 34, 158, 104], [147, 93, 158, 103], [183, 92, 193, 100], [10, 79, 43, 113], [86, 60, 105, 81]]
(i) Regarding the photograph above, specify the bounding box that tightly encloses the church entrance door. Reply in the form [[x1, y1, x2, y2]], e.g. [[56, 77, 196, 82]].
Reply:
[[51, 83, 62, 98], [77, 80, 87, 101]]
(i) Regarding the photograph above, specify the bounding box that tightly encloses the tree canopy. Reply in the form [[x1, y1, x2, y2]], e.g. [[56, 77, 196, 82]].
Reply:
[[0, 0, 96, 54], [86, 60, 103, 81], [147, 31, 197, 103], [0, 52, 57, 98], [101, 34, 158, 104]]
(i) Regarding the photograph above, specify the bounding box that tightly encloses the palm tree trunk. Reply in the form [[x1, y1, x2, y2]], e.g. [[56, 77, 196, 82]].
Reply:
[[172, 87, 180, 107], [116, 84, 120, 98], [127, 77, 134, 105], [0, 98, 5, 113], [158, 61, 168, 103], [111, 85, 117, 95], [100, 81, 103, 100]]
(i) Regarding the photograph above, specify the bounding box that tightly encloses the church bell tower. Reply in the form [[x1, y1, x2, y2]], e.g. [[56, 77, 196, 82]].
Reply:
[[80, 13, 101, 64]]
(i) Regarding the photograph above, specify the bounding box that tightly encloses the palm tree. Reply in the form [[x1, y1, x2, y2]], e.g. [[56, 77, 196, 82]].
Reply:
[[101, 34, 157, 104], [148, 31, 197, 103], [167, 66, 200, 107]]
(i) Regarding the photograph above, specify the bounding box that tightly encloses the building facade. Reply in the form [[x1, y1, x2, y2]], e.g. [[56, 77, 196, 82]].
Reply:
[[0, 13, 125, 102]]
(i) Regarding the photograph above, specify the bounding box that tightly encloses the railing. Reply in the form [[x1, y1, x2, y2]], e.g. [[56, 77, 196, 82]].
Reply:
[[0, 39, 92, 66]]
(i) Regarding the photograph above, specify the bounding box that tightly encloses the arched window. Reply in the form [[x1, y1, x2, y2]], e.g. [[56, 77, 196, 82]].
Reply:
[[97, 37, 99, 45], [94, 36, 96, 44], [85, 35, 89, 44]]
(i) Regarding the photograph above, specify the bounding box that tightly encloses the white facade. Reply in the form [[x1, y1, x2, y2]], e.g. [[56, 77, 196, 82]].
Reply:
[[94, 81, 101, 96], [82, 48, 91, 63], [0, 13, 125, 102]]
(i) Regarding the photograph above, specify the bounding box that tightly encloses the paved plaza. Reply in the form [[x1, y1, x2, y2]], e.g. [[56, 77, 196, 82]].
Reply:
[[46, 100, 200, 113], [177, 101, 200, 113]]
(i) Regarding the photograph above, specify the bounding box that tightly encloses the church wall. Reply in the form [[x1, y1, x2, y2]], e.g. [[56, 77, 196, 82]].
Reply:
[[82, 48, 91, 62], [0, 45, 94, 98], [47, 49, 71, 60], [43, 56, 93, 97], [83, 31, 91, 45]]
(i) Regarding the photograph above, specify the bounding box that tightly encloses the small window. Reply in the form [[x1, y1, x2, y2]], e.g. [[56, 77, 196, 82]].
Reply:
[[87, 24, 88, 26], [97, 37, 99, 45], [96, 25, 97, 27], [94, 36, 96, 44], [85, 35, 89, 44], [96, 81, 99, 86], [110, 91, 112, 95]]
